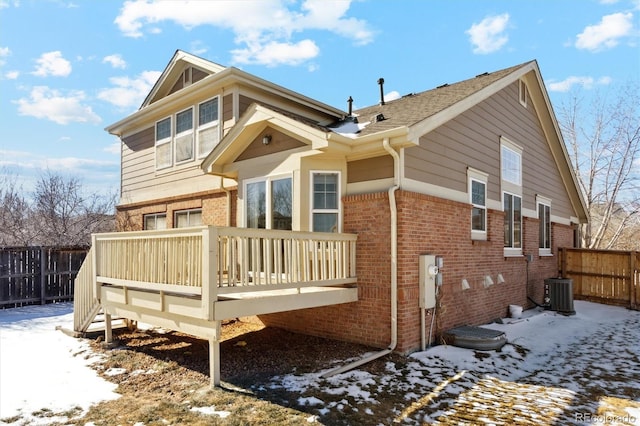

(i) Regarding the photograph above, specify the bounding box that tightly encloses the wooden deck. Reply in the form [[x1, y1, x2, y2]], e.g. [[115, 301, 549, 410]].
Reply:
[[73, 226, 357, 386]]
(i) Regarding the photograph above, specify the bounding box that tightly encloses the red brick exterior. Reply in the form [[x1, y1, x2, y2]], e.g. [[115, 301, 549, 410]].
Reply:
[[116, 189, 237, 231], [261, 190, 575, 353]]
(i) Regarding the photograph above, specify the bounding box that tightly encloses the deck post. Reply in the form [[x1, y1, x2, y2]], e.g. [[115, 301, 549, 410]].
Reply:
[[209, 320, 221, 387], [201, 226, 218, 321], [104, 311, 113, 344]]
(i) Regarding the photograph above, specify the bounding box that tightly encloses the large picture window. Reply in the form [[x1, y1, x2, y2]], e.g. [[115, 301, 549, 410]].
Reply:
[[312, 172, 340, 233], [245, 176, 292, 230]]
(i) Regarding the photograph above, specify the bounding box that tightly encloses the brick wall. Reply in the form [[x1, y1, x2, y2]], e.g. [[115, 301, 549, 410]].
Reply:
[[116, 189, 237, 231], [260, 189, 574, 354]]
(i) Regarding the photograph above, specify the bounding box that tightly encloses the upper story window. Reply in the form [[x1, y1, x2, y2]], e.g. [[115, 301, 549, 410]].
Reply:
[[501, 143, 522, 186], [175, 108, 194, 164], [312, 172, 340, 233], [155, 97, 220, 170], [538, 196, 552, 255], [197, 97, 220, 158], [175, 209, 202, 228], [155, 118, 172, 169], [468, 167, 488, 240]]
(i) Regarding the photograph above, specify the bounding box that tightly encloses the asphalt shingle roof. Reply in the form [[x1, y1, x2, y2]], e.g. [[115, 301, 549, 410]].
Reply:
[[347, 61, 533, 137]]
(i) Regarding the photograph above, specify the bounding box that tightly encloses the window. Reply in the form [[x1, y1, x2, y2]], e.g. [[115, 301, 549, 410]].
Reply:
[[504, 192, 522, 253], [519, 79, 527, 107], [144, 213, 167, 230], [155, 118, 172, 169], [501, 144, 522, 186], [175, 209, 202, 228], [197, 97, 220, 158], [538, 198, 551, 255], [175, 108, 194, 163], [155, 97, 221, 169], [468, 168, 488, 240], [245, 176, 292, 230], [312, 172, 340, 233]]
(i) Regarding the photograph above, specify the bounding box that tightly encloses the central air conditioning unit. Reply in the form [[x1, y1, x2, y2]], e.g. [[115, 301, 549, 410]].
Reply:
[[544, 278, 576, 315]]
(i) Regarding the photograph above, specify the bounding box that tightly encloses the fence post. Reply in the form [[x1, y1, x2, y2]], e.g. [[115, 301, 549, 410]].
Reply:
[[40, 247, 46, 305], [631, 251, 637, 310]]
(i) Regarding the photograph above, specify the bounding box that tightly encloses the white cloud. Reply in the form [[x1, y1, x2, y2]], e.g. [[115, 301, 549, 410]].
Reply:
[[102, 54, 127, 69], [466, 13, 510, 54], [575, 12, 634, 51], [14, 86, 101, 125], [104, 142, 121, 155], [4, 70, 19, 79], [97, 70, 161, 109], [32, 51, 72, 77], [232, 39, 320, 66], [0, 46, 10, 66], [385, 90, 401, 102], [547, 75, 613, 92], [114, 0, 373, 66]]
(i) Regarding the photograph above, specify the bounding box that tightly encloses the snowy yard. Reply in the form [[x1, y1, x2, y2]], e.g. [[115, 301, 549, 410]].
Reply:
[[1, 300, 639, 425]]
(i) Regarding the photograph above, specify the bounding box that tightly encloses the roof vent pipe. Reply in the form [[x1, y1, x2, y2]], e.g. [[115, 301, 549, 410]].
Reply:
[[347, 96, 353, 116], [378, 78, 385, 105]]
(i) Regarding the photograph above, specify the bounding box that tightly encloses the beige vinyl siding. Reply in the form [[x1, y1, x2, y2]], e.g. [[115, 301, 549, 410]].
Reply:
[[347, 156, 394, 183], [121, 126, 218, 204], [405, 81, 574, 219], [236, 128, 306, 162], [223, 94, 233, 122]]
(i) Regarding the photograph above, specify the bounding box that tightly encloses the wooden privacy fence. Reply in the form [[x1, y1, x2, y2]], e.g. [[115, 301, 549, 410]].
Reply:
[[558, 248, 639, 309], [0, 246, 88, 308]]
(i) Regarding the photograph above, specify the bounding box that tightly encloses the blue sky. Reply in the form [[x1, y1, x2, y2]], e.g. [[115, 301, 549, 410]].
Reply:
[[1, 0, 638, 197]]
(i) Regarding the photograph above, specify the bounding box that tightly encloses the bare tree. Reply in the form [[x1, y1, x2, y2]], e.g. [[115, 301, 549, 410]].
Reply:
[[0, 169, 116, 247], [32, 171, 116, 246], [559, 82, 640, 249]]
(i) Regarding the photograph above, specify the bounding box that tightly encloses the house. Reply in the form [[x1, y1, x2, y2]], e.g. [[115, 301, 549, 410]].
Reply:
[[73, 50, 587, 386]]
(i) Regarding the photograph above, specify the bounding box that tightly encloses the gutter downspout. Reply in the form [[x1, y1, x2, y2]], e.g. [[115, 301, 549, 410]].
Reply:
[[321, 137, 399, 378]]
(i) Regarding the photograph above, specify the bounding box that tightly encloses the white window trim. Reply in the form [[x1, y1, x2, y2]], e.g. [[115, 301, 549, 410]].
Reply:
[[197, 96, 221, 159], [174, 107, 194, 165], [500, 137, 523, 189], [174, 208, 202, 228], [143, 212, 167, 230], [468, 167, 488, 241], [537, 195, 552, 256], [155, 117, 172, 170], [243, 174, 293, 229], [503, 191, 523, 257], [310, 170, 342, 233], [519, 79, 528, 108]]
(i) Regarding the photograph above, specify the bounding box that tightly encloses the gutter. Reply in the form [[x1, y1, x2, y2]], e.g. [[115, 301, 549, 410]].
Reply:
[[321, 137, 399, 378]]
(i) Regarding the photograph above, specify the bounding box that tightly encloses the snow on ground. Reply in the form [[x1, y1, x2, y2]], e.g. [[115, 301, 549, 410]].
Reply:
[[0, 300, 639, 425], [0, 303, 119, 425], [267, 301, 640, 425]]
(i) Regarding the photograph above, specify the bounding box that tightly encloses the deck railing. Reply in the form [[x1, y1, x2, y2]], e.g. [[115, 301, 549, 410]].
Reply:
[[76, 226, 357, 324]]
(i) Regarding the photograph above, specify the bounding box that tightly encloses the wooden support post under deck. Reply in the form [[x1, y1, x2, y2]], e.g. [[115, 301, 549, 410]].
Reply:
[[209, 320, 221, 387], [105, 312, 113, 344]]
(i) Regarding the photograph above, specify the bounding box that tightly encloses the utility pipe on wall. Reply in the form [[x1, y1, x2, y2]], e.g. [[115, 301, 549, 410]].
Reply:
[[321, 137, 399, 378]]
